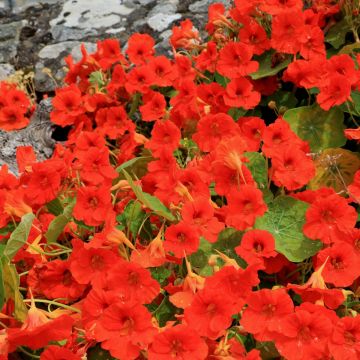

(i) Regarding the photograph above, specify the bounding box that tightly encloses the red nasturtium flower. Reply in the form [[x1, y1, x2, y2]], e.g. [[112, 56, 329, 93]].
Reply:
[[148, 324, 208, 360], [94, 301, 156, 360], [0, 105, 30, 131], [164, 221, 200, 258], [235, 229, 277, 266], [224, 186, 267, 230], [303, 193, 357, 244], [184, 286, 236, 340], [40, 346, 82, 360], [73, 185, 113, 226], [240, 288, 294, 341], [7, 300, 74, 352]]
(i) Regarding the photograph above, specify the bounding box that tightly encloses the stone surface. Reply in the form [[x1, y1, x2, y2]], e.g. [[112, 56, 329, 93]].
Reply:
[[0, 63, 15, 80]]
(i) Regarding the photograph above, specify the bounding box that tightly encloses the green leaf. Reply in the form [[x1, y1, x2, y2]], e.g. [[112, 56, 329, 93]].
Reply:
[[45, 201, 75, 243], [4, 213, 35, 260], [250, 51, 292, 80], [0, 223, 15, 236], [189, 237, 213, 276], [339, 91, 360, 116], [189, 229, 246, 276], [46, 198, 64, 216], [87, 345, 116, 360], [89, 70, 105, 89], [255, 196, 322, 262], [309, 148, 360, 193], [116, 155, 153, 178], [0, 260, 4, 311], [228, 107, 248, 120], [261, 90, 297, 110], [325, 19, 350, 49], [214, 72, 230, 87], [339, 42, 360, 54], [283, 104, 346, 152], [122, 170, 175, 221], [117, 200, 147, 239], [1, 258, 27, 321], [150, 267, 171, 286], [153, 296, 177, 327], [244, 152, 268, 190]]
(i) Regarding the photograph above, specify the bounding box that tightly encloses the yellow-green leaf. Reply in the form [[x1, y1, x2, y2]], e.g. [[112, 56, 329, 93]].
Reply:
[[283, 105, 346, 152]]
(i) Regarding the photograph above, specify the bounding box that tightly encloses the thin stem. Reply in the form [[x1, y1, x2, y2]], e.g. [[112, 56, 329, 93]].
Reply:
[[18, 347, 40, 359], [23, 299, 81, 313]]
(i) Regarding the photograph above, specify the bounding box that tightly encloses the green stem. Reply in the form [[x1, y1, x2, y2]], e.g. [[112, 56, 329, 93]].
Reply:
[[129, 92, 141, 118], [18, 347, 40, 359], [23, 299, 81, 313]]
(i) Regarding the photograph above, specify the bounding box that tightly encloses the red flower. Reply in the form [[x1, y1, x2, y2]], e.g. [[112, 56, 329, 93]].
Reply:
[[21, 159, 65, 206], [192, 113, 238, 152], [348, 169, 360, 202], [126, 33, 155, 65], [170, 19, 200, 50], [303, 193, 357, 244], [148, 56, 175, 87], [104, 260, 160, 304], [50, 84, 84, 126], [184, 286, 236, 339], [238, 116, 266, 152], [0, 105, 29, 131], [317, 74, 352, 110], [40, 346, 82, 360], [224, 77, 261, 109], [8, 303, 74, 352], [148, 324, 208, 360], [69, 239, 120, 285], [239, 18, 271, 55], [275, 308, 332, 360], [314, 243, 360, 287], [181, 197, 224, 243], [125, 65, 156, 94], [164, 221, 200, 258], [329, 316, 360, 360], [145, 120, 181, 157], [271, 11, 304, 54], [95, 106, 135, 139], [271, 146, 315, 191], [241, 288, 294, 341], [225, 186, 267, 231], [27, 259, 86, 301], [235, 229, 277, 266], [77, 146, 118, 186], [205, 264, 260, 312], [73, 186, 113, 227], [94, 302, 156, 360], [217, 42, 258, 78], [195, 41, 218, 73], [140, 91, 166, 121], [96, 38, 126, 70]]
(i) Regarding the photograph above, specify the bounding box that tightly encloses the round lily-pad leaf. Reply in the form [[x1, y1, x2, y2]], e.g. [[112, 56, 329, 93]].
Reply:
[[283, 104, 346, 152], [255, 196, 323, 262], [309, 148, 360, 192]]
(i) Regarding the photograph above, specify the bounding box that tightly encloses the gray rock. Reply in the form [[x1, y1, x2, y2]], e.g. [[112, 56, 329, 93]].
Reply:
[[147, 13, 181, 32], [49, 0, 133, 30], [189, 0, 228, 12], [5, 0, 63, 13], [0, 21, 26, 62], [0, 98, 55, 175], [0, 63, 15, 80]]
